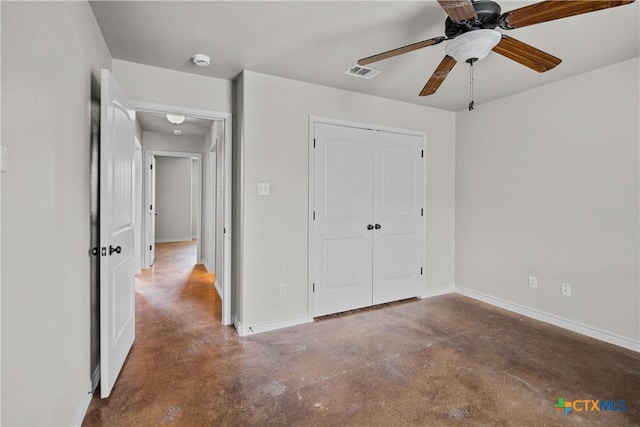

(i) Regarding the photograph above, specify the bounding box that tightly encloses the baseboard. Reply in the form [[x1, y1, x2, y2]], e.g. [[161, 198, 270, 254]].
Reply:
[[155, 237, 193, 243], [421, 285, 455, 299], [232, 315, 241, 335], [214, 280, 222, 298], [70, 380, 94, 426], [90, 364, 100, 393], [234, 315, 312, 337], [456, 286, 640, 353], [203, 261, 214, 273]]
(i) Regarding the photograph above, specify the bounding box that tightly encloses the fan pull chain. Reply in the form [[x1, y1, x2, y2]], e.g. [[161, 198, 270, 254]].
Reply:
[[468, 60, 475, 111]]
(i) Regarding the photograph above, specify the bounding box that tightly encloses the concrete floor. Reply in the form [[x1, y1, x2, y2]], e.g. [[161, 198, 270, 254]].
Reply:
[[83, 241, 640, 426]]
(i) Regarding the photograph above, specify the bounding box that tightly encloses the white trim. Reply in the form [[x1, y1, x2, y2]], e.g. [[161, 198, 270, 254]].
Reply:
[[307, 115, 427, 318], [235, 315, 312, 337], [214, 280, 222, 299], [90, 363, 101, 393], [456, 286, 640, 353], [155, 237, 194, 244], [421, 286, 455, 299], [132, 101, 233, 327], [70, 381, 93, 426], [309, 115, 426, 138], [135, 102, 231, 122], [222, 116, 233, 326], [232, 315, 240, 334]]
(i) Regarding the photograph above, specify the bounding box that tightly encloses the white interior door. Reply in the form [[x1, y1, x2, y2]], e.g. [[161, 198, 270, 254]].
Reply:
[[100, 69, 136, 398], [147, 155, 156, 266], [313, 123, 373, 317], [372, 131, 423, 304]]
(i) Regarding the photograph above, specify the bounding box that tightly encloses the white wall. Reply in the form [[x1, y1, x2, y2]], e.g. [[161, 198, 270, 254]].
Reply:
[[456, 58, 639, 346], [235, 71, 456, 328], [112, 59, 232, 113], [1, 2, 112, 425], [142, 130, 206, 154], [155, 157, 193, 242]]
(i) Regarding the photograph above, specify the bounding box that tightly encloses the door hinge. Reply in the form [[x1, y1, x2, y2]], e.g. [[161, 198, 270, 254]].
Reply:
[[313, 139, 316, 148], [313, 211, 316, 220], [224, 227, 227, 234], [150, 204, 153, 210], [313, 283, 315, 292], [421, 208, 423, 216], [150, 164, 153, 169], [421, 150, 424, 158], [420, 267, 423, 275], [149, 245, 152, 250]]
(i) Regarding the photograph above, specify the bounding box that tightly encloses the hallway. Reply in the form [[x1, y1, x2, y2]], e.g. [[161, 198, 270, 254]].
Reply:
[[83, 242, 640, 426]]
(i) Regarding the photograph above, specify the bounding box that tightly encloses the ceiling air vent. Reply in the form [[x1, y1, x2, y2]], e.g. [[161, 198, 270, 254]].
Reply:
[[345, 64, 381, 80]]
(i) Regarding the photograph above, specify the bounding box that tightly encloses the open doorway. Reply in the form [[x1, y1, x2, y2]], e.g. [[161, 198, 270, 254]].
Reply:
[[133, 102, 232, 326], [144, 150, 203, 267]]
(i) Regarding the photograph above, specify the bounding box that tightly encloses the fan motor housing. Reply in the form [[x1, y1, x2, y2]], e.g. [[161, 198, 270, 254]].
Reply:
[[445, 0, 501, 38]]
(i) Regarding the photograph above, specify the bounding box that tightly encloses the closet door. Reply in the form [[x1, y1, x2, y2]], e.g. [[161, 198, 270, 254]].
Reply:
[[313, 123, 373, 317], [372, 131, 423, 304]]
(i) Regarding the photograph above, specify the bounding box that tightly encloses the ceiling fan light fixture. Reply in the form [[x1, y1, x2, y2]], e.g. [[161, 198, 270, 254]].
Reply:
[[166, 114, 186, 125], [445, 29, 502, 63]]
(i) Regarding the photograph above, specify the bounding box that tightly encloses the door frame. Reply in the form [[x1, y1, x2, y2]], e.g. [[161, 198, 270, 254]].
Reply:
[[135, 101, 233, 326], [144, 150, 203, 261], [308, 115, 427, 317]]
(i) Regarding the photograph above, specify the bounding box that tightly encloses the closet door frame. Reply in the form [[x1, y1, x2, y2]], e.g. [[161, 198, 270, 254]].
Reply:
[[308, 116, 427, 317]]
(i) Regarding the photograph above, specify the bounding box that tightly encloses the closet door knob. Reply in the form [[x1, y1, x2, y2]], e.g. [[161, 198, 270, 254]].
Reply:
[[374, 224, 381, 230], [367, 224, 374, 230]]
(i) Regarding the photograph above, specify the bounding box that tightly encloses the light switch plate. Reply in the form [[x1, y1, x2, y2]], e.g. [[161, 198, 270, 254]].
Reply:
[[257, 182, 270, 196]]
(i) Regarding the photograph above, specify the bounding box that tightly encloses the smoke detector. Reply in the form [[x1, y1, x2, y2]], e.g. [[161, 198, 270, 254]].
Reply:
[[173, 129, 183, 136], [192, 54, 211, 67]]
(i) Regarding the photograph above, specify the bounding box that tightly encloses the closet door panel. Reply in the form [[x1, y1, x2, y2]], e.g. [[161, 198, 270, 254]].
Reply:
[[372, 131, 423, 304], [313, 123, 373, 317]]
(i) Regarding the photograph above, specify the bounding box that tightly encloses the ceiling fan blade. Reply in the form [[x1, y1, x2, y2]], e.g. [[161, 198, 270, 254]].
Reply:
[[499, 0, 636, 30], [437, 0, 478, 22], [358, 37, 446, 66], [420, 55, 457, 96], [492, 35, 561, 72]]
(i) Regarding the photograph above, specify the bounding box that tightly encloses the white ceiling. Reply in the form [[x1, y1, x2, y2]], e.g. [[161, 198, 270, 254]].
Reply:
[[90, 1, 640, 112], [137, 111, 214, 137]]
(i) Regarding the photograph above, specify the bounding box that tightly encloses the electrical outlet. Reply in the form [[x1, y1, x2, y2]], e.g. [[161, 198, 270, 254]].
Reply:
[[561, 283, 572, 297], [528, 276, 538, 289], [279, 283, 287, 296]]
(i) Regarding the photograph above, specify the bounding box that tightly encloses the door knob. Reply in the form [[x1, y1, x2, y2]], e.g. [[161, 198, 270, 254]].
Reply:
[[367, 224, 374, 230], [109, 245, 122, 255], [374, 224, 381, 229]]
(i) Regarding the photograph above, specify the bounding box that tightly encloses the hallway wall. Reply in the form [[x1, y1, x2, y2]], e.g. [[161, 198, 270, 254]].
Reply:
[[1, 2, 112, 425]]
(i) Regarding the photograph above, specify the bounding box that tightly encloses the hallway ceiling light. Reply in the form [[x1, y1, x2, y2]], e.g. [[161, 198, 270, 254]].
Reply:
[[166, 114, 186, 125]]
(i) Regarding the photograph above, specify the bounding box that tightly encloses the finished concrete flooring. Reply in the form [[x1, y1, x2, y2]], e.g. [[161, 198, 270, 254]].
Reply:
[[84, 241, 640, 426]]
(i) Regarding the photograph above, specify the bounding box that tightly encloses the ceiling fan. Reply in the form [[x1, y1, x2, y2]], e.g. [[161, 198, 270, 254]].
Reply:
[[357, 0, 636, 108]]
